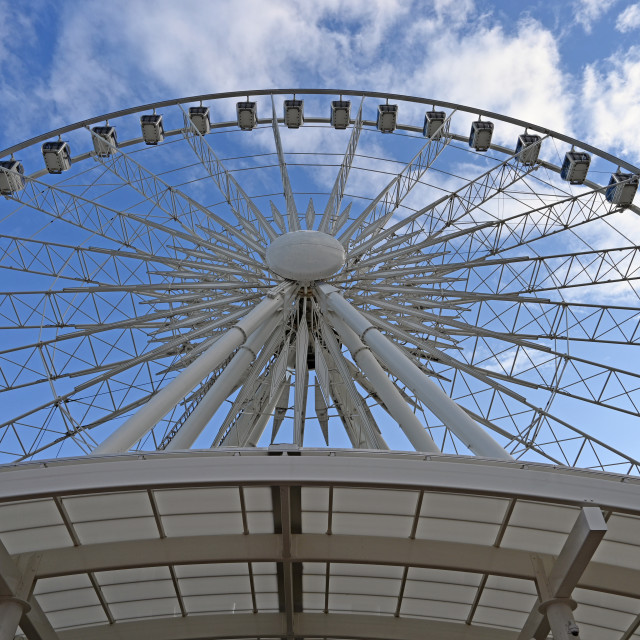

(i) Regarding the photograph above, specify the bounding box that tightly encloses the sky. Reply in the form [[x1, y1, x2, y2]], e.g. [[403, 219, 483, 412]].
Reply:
[[1, 0, 640, 164]]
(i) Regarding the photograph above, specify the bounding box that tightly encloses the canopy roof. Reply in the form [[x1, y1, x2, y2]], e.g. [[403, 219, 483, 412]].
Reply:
[[1, 450, 640, 640]]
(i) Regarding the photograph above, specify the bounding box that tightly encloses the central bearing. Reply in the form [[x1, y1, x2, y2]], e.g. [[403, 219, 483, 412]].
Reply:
[[265, 230, 346, 281]]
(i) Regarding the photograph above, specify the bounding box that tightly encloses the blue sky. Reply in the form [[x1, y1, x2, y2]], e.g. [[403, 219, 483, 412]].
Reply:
[[1, 0, 640, 163]]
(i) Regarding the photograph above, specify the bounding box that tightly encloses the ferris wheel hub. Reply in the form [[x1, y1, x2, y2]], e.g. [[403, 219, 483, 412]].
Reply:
[[265, 230, 346, 281]]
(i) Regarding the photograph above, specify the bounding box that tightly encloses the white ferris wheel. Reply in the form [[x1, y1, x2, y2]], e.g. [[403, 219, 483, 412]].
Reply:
[[0, 88, 639, 468], [3, 89, 640, 640]]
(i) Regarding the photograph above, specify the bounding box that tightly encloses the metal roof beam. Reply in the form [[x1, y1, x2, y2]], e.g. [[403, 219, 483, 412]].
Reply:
[[20, 532, 640, 600], [53, 611, 520, 640]]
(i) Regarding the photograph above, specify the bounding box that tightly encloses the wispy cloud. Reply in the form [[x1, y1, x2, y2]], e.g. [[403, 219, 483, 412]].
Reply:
[[581, 46, 640, 160], [573, 0, 618, 33], [616, 2, 640, 31]]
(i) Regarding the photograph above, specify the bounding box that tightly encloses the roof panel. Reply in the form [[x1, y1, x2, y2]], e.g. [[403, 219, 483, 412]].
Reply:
[[255, 591, 279, 611], [328, 593, 397, 614], [415, 517, 499, 545], [109, 597, 180, 620], [34, 573, 93, 594], [303, 592, 326, 611], [174, 563, 249, 578], [95, 566, 172, 585], [178, 575, 251, 597], [473, 605, 529, 629], [184, 592, 254, 614], [332, 513, 413, 536], [328, 563, 404, 579], [102, 579, 176, 603], [46, 605, 108, 629], [301, 486, 330, 512], [62, 492, 152, 521], [421, 493, 509, 524], [36, 587, 100, 613], [408, 568, 483, 587], [0, 524, 71, 553], [400, 597, 471, 620], [508, 501, 579, 533], [253, 573, 278, 592], [0, 498, 61, 529], [155, 487, 241, 515], [402, 579, 477, 605], [332, 487, 419, 516], [246, 511, 274, 533], [594, 539, 640, 571], [302, 510, 329, 533], [74, 516, 158, 544], [161, 512, 243, 536], [330, 575, 401, 598], [573, 587, 640, 614], [242, 486, 272, 511]]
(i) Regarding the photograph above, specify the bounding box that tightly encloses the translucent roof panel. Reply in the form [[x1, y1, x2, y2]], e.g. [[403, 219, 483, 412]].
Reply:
[[0, 498, 72, 553], [331, 488, 418, 537], [243, 486, 274, 533], [301, 486, 330, 533], [500, 501, 580, 554], [154, 486, 244, 536], [472, 576, 537, 629], [63, 492, 158, 544]]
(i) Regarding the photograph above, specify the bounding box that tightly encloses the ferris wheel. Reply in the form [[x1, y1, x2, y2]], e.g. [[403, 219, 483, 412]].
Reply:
[[0, 88, 639, 472]]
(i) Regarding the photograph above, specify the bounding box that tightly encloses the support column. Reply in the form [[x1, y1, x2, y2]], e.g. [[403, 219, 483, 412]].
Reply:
[[0, 543, 54, 640], [0, 597, 26, 640], [94, 283, 295, 454], [329, 313, 439, 453], [167, 316, 281, 450], [518, 507, 607, 640], [316, 283, 511, 460]]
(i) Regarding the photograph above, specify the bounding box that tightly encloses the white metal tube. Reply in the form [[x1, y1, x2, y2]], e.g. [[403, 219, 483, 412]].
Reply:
[[166, 316, 281, 450], [545, 601, 581, 640], [245, 376, 289, 447], [317, 283, 513, 460], [330, 314, 440, 453], [0, 599, 24, 640], [94, 284, 295, 454]]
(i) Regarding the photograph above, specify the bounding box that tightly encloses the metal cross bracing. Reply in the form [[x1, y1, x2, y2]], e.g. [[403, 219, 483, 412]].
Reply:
[[0, 90, 639, 474]]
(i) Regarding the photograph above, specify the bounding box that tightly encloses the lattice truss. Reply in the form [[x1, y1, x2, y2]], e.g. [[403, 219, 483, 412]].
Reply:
[[0, 91, 639, 472]]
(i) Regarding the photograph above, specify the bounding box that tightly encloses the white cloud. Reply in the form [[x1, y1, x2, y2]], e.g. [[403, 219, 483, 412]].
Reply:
[[573, 0, 618, 33], [398, 17, 574, 142], [581, 46, 640, 161], [616, 2, 640, 31]]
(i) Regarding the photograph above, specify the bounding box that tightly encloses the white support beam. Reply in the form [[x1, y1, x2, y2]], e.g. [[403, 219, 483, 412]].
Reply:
[[0, 542, 57, 640], [53, 612, 519, 640], [280, 486, 295, 638], [23, 532, 638, 600], [328, 312, 440, 453], [166, 315, 281, 450], [245, 375, 290, 446], [316, 283, 512, 460], [271, 95, 299, 231], [517, 507, 607, 640], [94, 283, 295, 454]]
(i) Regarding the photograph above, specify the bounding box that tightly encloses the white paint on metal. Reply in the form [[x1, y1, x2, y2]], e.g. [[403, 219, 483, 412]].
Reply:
[[266, 231, 345, 281]]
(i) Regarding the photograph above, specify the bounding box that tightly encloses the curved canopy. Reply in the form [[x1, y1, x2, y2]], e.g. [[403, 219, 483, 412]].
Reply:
[[1, 451, 640, 640]]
